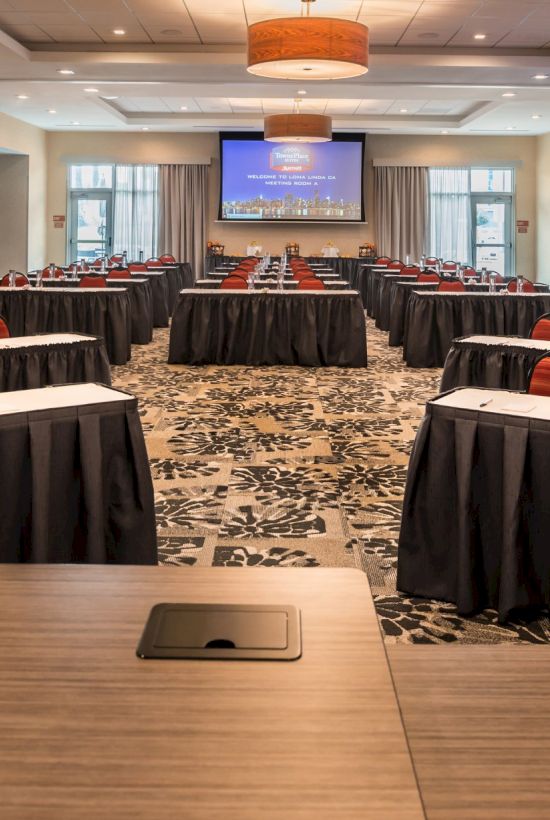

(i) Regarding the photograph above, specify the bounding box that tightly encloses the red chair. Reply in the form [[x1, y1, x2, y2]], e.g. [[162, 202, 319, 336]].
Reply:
[[128, 263, 148, 272], [297, 277, 325, 290], [530, 313, 550, 341], [375, 256, 392, 266], [527, 353, 550, 396], [0, 273, 29, 287], [507, 277, 536, 293], [42, 266, 64, 279], [0, 315, 9, 338], [160, 254, 176, 264], [231, 269, 249, 281], [109, 255, 123, 264], [107, 269, 130, 279], [293, 269, 314, 281], [418, 272, 441, 283], [400, 265, 420, 276], [388, 260, 404, 270], [442, 261, 458, 271], [463, 266, 477, 277], [488, 271, 504, 283], [146, 258, 163, 267], [220, 276, 247, 289], [437, 279, 466, 292], [425, 257, 439, 266], [79, 275, 106, 288]]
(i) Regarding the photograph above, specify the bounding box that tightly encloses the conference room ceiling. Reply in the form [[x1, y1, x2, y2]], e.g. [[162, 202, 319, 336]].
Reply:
[[0, 0, 548, 134]]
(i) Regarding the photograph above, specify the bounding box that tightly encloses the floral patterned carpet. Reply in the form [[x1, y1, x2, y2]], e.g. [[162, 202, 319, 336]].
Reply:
[[111, 319, 550, 644]]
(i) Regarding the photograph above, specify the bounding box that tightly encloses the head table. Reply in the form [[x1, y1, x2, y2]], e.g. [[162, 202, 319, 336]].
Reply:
[[0, 383, 157, 564], [0, 287, 131, 365], [403, 291, 550, 368], [0, 333, 111, 392], [168, 289, 367, 367], [398, 387, 550, 621]]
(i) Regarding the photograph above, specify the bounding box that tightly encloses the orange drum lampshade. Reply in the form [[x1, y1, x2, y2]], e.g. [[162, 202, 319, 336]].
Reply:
[[264, 113, 332, 143], [247, 17, 369, 81]]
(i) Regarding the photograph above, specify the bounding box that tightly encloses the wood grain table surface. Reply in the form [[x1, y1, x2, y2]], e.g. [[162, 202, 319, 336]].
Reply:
[[0, 565, 424, 820]]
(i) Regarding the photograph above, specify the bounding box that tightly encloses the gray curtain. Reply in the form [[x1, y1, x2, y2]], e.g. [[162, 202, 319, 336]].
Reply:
[[374, 166, 428, 261], [158, 164, 209, 280]]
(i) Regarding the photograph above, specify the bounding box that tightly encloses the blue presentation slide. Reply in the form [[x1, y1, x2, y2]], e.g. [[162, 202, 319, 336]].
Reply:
[[221, 139, 363, 221]]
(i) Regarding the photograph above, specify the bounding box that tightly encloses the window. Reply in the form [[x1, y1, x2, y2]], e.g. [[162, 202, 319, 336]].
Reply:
[[68, 163, 159, 262], [428, 167, 515, 273]]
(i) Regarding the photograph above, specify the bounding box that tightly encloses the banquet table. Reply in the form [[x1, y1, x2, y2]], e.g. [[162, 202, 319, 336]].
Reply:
[[0, 382, 157, 564], [0, 333, 111, 392], [30, 278, 153, 345], [403, 291, 550, 368], [440, 335, 550, 392], [398, 387, 550, 621], [169, 289, 367, 367], [209, 269, 340, 280], [0, 287, 131, 365], [196, 278, 350, 290]]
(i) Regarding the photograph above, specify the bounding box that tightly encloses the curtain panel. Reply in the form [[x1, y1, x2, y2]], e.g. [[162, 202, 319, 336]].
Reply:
[[158, 165, 209, 280], [428, 168, 472, 264], [114, 165, 159, 260], [374, 166, 428, 261]]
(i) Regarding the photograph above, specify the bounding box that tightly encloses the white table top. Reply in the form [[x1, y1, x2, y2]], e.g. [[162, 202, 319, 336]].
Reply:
[[414, 290, 547, 298], [185, 289, 357, 297], [0, 333, 97, 349], [433, 387, 550, 420], [197, 279, 349, 288], [456, 335, 550, 349], [0, 286, 128, 294], [0, 383, 131, 416]]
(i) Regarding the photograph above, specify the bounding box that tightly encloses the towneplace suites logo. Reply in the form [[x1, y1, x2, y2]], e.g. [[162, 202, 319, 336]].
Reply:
[[270, 145, 314, 173]]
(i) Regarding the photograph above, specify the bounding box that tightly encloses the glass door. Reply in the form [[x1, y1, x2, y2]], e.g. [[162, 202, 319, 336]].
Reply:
[[69, 191, 113, 263], [471, 195, 513, 276]]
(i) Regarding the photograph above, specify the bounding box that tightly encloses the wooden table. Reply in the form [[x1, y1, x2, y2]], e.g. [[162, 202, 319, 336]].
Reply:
[[0, 565, 423, 820]]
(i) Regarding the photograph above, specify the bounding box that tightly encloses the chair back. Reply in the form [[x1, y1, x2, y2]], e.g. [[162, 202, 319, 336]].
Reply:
[[488, 271, 504, 283], [507, 277, 536, 293], [400, 265, 420, 276], [462, 266, 477, 277], [160, 254, 176, 264], [231, 269, 249, 281], [387, 260, 404, 270], [297, 277, 325, 290], [442, 261, 458, 271], [109, 255, 123, 264], [418, 272, 441, 283], [293, 269, 314, 281], [0, 315, 9, 338], [42, 266, 64, 279], [79, 275, 106, 288], [0, 273, 29, 287], [437, 279, 466, 292], [530, 313, 550, 341], [146, 258, 163, 267], [107, 269, 130, 279], [425, 257, 439, 266], [220, 276, 248, 290], [527, 354, 550, 396], [128, 263, 148, 272], [375, 256, 391, 266]]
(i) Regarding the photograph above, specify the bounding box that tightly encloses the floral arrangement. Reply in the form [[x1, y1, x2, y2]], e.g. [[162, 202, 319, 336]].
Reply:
[[286, 241, 300, 256], [358, 241, 376, 258], [207, 240, 224, 256]]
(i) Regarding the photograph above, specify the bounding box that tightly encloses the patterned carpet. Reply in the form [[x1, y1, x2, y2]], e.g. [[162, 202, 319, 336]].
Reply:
[[111, 318, 550, 644]]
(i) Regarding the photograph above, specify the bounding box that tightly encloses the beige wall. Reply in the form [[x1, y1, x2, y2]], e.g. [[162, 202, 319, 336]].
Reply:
[[537, 134, 550, 283], [46, 130, 537, 273], [0, 112, 47, 270], [0, 154, 29, 271]]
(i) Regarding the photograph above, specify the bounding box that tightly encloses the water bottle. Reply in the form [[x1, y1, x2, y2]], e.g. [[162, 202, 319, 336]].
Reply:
[[71, 263, 78, 279], [80, 257, 86, 272], [489, 272, 497, 293], [36, 269, 43, 288], [49, 262, 55, 278], [481, 266, 487, 284], [247, 274, 254, 290], [122, 250, 128, 267], [406, 253, 411, 266], [139, 250, 144, 262], [517, 274, 524, 294], [458, 266, 464, 282], [420, 254, 426, 271], [436, 259, 441, 275], [8, 269, 15, 287], [100, 257, 106, 272]]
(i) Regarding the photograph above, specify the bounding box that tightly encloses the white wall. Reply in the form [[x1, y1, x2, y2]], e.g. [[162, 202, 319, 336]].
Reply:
[[0, 112, 47, 270], [0, 154, 29, 271], [46, 130, 538, 274], [537, 134, 550, 283]]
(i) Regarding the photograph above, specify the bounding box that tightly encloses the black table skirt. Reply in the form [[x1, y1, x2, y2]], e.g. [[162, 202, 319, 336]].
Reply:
[[197, 279, 350, 291], [403, 293, 550, 368], [168, 291, 368, 367], [0, 336, 111, 391], [35, 280, 153, 345], [132, 273, 169, 327], [440, 338, 550, 392], [397, 398, 550, 621], [0, 394, 157, 564], [0, 290, 131, 365]]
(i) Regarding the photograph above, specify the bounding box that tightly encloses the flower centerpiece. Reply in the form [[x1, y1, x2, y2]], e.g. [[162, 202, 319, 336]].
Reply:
[[286, 241, 300, 256], [359, 241, 376, 259], [207, 240, 225, 256]]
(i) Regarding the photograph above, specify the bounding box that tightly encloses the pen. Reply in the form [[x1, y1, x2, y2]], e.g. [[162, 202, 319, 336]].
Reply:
[[479, 398, 493, 407]]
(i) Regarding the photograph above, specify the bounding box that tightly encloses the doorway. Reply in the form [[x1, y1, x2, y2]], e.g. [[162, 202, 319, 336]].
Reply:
[[69, 190, 113, 262], [471, 195, 513, 276]]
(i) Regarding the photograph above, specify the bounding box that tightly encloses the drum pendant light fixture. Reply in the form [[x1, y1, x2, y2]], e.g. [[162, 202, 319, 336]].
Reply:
[[264, 98, 332, 143], [247, 0, 369, 81]]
